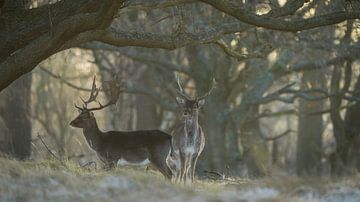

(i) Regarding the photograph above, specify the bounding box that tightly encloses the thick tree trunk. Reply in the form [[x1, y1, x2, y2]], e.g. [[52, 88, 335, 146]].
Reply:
[[201, 91, 227, 173], [296, 71, 324, 176], [0, 74, 32, 159], [233, 61, 274, 177], [240, 105, 269, 177], [135, 71, 161, 130], [344, 73, 360, 172], [329, 65, 348, 175]]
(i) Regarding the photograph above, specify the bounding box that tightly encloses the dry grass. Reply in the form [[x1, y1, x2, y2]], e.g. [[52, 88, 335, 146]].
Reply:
[[0, 157, 359, 202]]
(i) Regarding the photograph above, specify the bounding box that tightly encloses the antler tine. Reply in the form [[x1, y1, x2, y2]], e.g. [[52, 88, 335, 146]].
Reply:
[[86, 100, 113, 111], [81, 76, 101, 107], [176, 74, 192, 100], [87, 79, 122, 112], [74, 104, 84, 111], [198, 78, 216, 100]]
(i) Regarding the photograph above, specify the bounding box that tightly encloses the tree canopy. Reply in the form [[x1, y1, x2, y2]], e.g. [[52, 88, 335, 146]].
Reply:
[[0, 0, 359, 91]]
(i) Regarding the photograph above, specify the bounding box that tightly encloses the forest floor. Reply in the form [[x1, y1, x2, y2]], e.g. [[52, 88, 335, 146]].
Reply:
[[0, 158, 360, 202]]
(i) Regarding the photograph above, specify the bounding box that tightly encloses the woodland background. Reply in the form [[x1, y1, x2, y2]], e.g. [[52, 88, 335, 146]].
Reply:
[[0, 0, 360, 181]]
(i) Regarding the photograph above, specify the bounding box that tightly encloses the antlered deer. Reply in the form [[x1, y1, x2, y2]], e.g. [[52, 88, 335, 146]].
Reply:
[[169, 75, 215, 183], [70, 76, 173, 179]]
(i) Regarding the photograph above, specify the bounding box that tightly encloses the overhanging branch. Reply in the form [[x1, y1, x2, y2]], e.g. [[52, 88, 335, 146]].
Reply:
[[200, 0, 360, 32]]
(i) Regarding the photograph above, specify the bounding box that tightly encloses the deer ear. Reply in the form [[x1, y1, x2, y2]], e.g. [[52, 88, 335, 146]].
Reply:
[[176, 97, 185, 105], [197, 99, 205, 107]]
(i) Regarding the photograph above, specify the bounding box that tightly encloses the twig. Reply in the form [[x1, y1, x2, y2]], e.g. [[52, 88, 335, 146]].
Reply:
[[260, 129, 295, 141], [256, 109, 298, 119], [213, 39, 262, 61], [80, 161, 97, 170], [306, 104, 353, 116], [39, 66, 92, 92], [37, 134, 66, 167], [204, 170, 225, 179]]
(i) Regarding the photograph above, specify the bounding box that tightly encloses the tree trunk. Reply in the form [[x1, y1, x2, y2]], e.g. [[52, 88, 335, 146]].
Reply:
[[201, 90, 227, 173], [135, 71, 161, 130], [0, 74, 32, 159], [233, 62, 274, 177], [240, 105, 269, 177], [296, 70, 324, 176], [344, 73, 360, 172]]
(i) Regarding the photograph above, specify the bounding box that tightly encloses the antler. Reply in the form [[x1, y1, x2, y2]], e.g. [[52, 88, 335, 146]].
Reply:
[[197, 78, 216, 100], [75, 76, 122, 112], [176, 74, 192, 100], [80, 76, 101, 108], [86, 80, 123, 111]]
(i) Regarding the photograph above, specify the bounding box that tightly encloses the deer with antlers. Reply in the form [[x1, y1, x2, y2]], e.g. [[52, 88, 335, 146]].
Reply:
[[169, 75, 215, 183], [70, 76, 173, 179]]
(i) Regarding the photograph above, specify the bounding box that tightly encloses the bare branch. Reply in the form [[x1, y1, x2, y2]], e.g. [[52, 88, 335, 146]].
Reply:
[[307, 104, 353, 116], [261, 129, 295, 141], [119, 0, 195, 14], [39, 66, 92, 92], [37, 134, 66, 167], [200, 0, 360, 32], [82, 43, 190, 75], [266, 0, 305, 17], [212, 39, 262, 61], [0, 0, 127, 91], [256, 109, 298, 119]]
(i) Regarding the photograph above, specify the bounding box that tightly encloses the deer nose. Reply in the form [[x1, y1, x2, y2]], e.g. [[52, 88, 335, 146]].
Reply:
[[69, 120, 75, 126]]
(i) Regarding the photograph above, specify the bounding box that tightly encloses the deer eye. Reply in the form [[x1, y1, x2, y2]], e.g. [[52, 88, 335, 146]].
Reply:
[[183, 112, 189, 116]]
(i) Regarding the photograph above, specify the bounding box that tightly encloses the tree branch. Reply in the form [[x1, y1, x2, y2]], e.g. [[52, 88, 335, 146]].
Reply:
[[39, 66, 92, 92], [0, 0, 103, 62], [200, 0, 360, 32], [0, 0, 127, 91], [261, 129, 295, 141]]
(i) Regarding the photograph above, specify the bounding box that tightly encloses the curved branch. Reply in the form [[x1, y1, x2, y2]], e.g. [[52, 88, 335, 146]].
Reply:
[[0, 1, 126, 91], [200, 0, 360, 32]]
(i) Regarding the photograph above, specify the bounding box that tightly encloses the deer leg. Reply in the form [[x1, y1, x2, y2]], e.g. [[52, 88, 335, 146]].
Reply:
[[169, 157, 180, 183], [184, 155, 191, 183], [190, 155, 199, 183], [169, 155, 181, 183], [184, 156, 191, 184], [103, 161, 116, 170], [151, 157, 172, 180], [182, 155, 193, 184], [179, 151, 187, 183], [151, 146, 173, 180], [187, 154, 195, 183]]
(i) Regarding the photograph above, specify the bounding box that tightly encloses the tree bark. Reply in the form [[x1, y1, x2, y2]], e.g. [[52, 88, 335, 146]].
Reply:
[[232, 61, 274, 177], [296, 70, 324, 176], [0, 74, 32, 159], [344, 73, 360, 172], [0, 0, 126, 91], [135, 70, 161, 130]]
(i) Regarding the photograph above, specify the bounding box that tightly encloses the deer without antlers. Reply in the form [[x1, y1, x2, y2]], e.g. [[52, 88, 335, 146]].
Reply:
[[70, 76, 173, 179], [169, 75, 215, 183]]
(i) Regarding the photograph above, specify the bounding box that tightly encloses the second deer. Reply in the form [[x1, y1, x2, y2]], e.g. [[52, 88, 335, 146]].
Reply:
[[70, 77, 173, 179], [169, 76, 215, 183]]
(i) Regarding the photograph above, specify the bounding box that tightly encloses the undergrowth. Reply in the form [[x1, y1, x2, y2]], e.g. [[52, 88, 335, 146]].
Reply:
[[0, 157, 359, 202]]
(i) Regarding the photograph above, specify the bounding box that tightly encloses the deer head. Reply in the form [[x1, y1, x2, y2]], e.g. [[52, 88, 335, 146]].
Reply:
[[70, 76, 122, 128], [175, 75, 215, 119]]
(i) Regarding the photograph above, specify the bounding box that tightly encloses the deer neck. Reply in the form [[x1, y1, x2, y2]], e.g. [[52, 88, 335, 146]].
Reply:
[[184, 112, 199, 136], [82, 117, 102, 151]]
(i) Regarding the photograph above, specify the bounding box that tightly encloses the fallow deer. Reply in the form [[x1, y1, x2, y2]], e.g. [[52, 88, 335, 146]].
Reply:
[[169, 75, 215, 183], [70, 76, 173, 179]]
